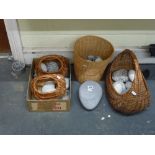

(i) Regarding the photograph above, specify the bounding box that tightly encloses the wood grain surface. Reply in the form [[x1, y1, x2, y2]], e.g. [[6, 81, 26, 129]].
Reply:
[[0, 19, 10, 53]]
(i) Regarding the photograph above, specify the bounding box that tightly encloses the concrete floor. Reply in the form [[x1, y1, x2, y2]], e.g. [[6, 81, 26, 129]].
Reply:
[[0, 58, 155, 135]]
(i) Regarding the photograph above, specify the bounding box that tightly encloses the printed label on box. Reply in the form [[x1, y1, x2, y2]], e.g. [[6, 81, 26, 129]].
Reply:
[[52, 102, 67, 111]]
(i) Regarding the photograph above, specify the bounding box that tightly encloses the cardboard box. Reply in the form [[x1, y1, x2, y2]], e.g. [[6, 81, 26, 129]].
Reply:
[[26, 58, 71, 112]]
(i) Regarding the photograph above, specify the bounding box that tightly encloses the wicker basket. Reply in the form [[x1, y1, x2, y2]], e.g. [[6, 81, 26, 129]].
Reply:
[[74, 36, 114, 83], [31, 74, 66, 100], [35, 55, 68, 76], [106, 49, 150, 114]]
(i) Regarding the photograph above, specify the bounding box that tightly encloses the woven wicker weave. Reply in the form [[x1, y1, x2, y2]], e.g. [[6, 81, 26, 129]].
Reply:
[[74, 36, 114, 83], [106, 49, 150, 114], [31, 74, 66, 100], [35, 55, 68, 76]]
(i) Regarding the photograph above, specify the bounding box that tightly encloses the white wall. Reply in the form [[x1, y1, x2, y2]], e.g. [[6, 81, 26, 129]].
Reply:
[[17, 19, 155, 64], [18, 19, 155, 48]]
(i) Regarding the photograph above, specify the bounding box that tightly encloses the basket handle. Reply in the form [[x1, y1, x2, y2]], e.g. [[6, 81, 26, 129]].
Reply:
[[133, 58, 145, 95], [133, 58, 140, 71], [127, 49, 141, 74], [134, 60, 150, 97]]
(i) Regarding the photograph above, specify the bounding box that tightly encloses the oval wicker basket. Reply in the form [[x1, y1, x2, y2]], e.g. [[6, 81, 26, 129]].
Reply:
[[35, 55, 68, 76], [74, 36, 114, 83], [106, 49, 150, 114], [31, 74, 66, 100]]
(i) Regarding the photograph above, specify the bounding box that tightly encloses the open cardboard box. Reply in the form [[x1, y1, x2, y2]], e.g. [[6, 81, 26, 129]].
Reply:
[[26, 58, 71, 112]]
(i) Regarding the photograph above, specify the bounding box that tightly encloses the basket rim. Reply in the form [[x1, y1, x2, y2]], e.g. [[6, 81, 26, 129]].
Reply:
[[74, 35, 114, 46], [73, 35, 114, 55]]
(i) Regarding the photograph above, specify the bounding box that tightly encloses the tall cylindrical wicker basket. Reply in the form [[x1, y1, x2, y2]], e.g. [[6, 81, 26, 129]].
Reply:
[[106, 49, 150, 114], [74, 36, 114, 83]]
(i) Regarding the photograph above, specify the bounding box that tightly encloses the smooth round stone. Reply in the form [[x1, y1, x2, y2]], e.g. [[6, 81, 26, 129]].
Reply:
[[95, 56, 102, 62], [41, 63, 47, 72], [113, 81, 126, 94], [121, 88, 128, 94], [65, 78, 69, 89], [42, 82, 56, 93], [87, 55, 96, 61], [128, 69, 135, 82], [112, 69, 128, 82], [125, 81, 132, 91], [44, 81, 55, 85], [46, 61, 59, 72], [79, 80, 102, 110]]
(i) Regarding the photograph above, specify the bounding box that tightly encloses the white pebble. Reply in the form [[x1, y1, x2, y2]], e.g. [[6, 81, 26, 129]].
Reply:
[[44, 81, 55, 85], [65, 78, 70, 89], [101, 117, 105, 120], [112, 69, 128, 82], [95, 57, 102, 62], [46, 61, 59, 72], [122, 87, 129, 94], [125, 81, 132, 91], [128, 70, 135, 82], [42, 83, 56, 93], [108, 115, 111, 118], [41, 63, 47, 72], [87, 55, 96, 61], [113, 81, 126, 94]]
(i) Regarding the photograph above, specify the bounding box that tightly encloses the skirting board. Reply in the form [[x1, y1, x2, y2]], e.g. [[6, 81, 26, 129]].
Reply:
[[0, 53, 10, 58], [23, 47, 155, 64]]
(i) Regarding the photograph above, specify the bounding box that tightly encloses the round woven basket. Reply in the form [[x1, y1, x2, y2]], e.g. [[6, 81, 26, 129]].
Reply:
[[74, 36, 114, 83], [35, 55, 68, 76], [106, 49, 150, 114], [31, 74, 66, 100]]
